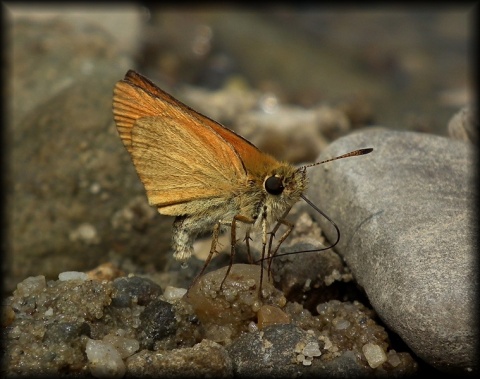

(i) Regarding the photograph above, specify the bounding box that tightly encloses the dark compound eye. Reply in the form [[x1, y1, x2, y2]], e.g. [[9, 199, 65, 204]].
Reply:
[[265, 176, 284, 195]]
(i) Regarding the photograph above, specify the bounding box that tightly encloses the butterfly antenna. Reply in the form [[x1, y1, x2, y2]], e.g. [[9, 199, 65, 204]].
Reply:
[[265, 194, 340, 260], [302, 148, 373, 170]]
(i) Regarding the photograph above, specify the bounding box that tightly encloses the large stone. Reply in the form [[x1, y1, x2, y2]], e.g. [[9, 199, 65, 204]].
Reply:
[[5, 15, 172, 294], [307, 129, 477, 374]]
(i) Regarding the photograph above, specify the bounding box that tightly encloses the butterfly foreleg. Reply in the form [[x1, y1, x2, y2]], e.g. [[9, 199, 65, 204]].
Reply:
[[220, 214, 255, 289]]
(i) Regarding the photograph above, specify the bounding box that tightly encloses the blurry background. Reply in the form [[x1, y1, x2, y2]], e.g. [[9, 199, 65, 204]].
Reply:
[[8, 4, 473, 132], [3, 4, 474, 294], [139, 8, 473, 135]]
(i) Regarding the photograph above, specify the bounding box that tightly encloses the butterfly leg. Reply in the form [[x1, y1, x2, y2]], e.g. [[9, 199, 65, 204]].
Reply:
[[266, 219, 294, 280], [219, 215, 255, 290], [188, 222, 222, 290], [258, 206, 269, 295], [244, 231, 254, 264]]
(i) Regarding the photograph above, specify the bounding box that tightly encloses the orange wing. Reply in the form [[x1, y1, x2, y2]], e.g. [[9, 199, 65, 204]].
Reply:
[[115, 70, 280, 172], [113, 70, 251, 214]]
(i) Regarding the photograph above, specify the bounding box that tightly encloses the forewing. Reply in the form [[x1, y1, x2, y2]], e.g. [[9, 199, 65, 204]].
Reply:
[[112, 71, 247, 214], [130, 116, 245, 209], [114, 70, 280, 177]]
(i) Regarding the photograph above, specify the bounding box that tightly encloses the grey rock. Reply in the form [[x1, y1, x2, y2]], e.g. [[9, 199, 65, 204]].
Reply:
[[112, 276, 163, 308], [9, 16, 130, 125], [7, 4, 145, 58], [448, 106, 477, 145], [226, 323, 372, 378], [44, 321, 91, 343], [307, 129, 477, 374], [139, 299, 177, 349]]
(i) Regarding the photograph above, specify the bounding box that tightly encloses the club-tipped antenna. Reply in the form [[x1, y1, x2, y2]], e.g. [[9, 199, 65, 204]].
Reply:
[[302, 147, 373, 170]]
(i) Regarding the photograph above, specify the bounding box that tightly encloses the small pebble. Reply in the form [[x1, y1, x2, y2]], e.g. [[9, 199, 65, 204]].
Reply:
[[102, 334, 139, 359], [334, 318, 351, 330], [69, 223, 100, 244], [362, 343, 387, 368], [44, 308, 54, 317], [58, 271, 89, 282], [15, 275, 46, 296], [303, 341, 321, 357], [86, 339, 126, 379], [163, 286, 187, 301], [257, 305, 291, 329]]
